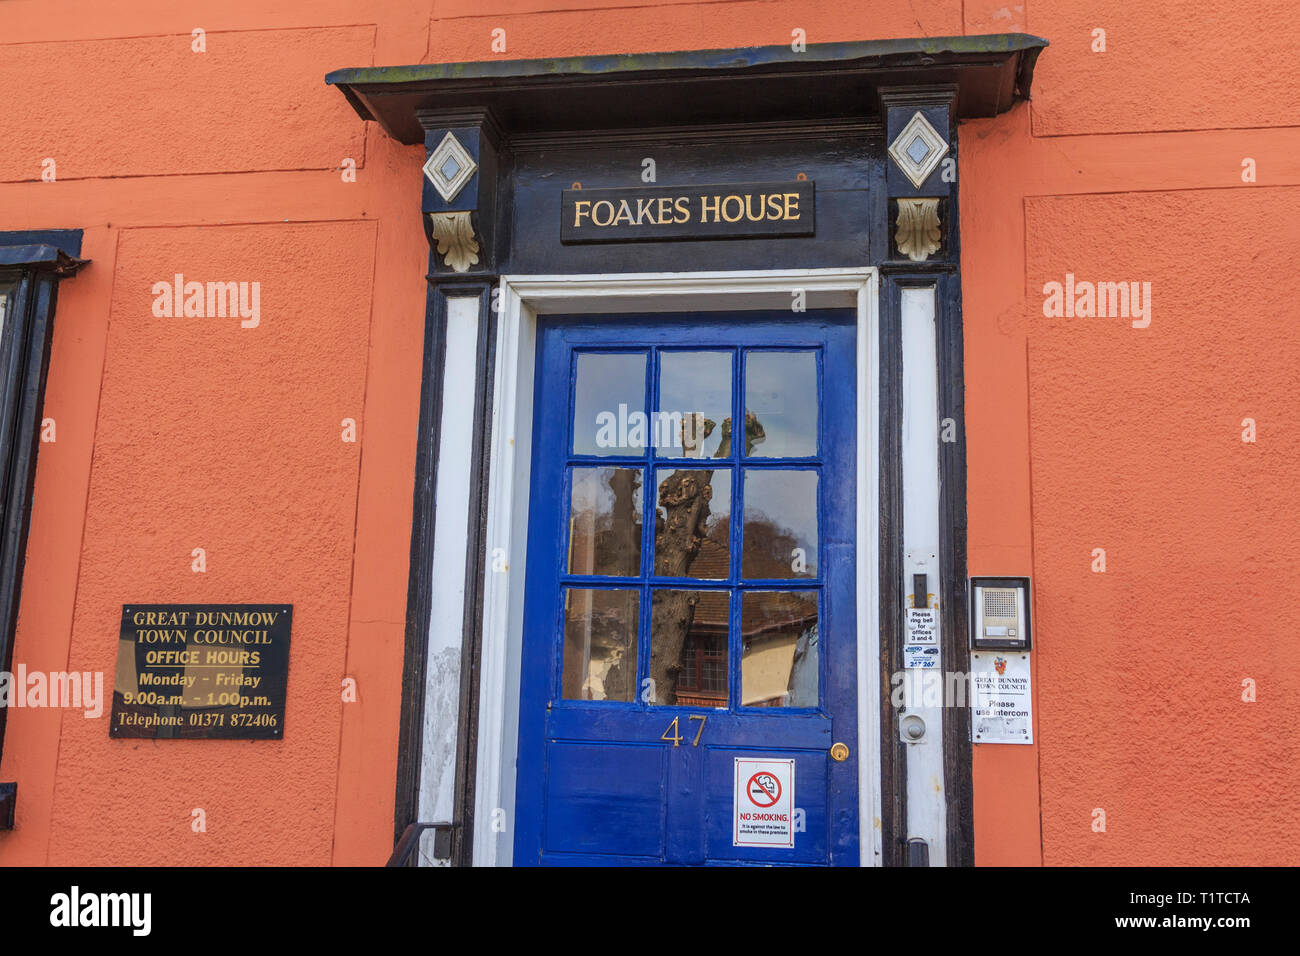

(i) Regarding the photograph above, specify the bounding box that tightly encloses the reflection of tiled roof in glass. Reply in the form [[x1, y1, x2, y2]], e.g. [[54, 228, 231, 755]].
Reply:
[[688, 537, 730, 588], [683, 538, 816, 636]]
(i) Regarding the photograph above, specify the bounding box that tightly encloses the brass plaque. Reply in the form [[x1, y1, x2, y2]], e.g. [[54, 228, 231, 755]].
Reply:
[[110, 604, 292, 739]]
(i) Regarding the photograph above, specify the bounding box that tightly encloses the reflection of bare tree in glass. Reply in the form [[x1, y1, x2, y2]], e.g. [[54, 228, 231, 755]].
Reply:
[[738, 520, 812, 578], [603, 468, 640, 573], [649, 412, 765, 704], [594, 468, 641, 698]]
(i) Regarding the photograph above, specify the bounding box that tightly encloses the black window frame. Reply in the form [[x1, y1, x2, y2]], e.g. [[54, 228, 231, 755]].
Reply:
[[0, 230, 87, 829]]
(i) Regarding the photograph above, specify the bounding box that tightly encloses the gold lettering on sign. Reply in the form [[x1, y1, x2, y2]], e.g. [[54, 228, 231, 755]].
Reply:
[[563, 185, 810, 238], [691, 192, 802, 224]]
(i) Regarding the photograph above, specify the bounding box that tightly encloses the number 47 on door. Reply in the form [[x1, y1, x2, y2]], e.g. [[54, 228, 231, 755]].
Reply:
[[661, 715, 708, 747]]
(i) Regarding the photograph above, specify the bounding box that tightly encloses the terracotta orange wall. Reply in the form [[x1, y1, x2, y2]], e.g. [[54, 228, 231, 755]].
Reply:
[[962, 2, 1300, 864], [1, 0, 1295, 865], [0, 0, 431, 865]]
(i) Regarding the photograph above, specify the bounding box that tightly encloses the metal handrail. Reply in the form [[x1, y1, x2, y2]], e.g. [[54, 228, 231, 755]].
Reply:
[[387, 822, 455, 867]]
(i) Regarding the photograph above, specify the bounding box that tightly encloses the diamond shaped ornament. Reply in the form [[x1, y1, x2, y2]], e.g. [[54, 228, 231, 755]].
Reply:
[[888, 111, 949, 189], [424, 132, 477, 203]]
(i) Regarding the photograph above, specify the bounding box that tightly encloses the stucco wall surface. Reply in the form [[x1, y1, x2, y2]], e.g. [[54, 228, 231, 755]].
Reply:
[[48, 222, 374, 864]]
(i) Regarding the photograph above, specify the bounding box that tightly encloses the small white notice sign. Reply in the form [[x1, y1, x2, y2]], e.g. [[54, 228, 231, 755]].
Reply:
[[971, 652, 1033, 744], [733, 758, 795, 848], [903, 645, 940, 669], [906, 607, 939, 644]]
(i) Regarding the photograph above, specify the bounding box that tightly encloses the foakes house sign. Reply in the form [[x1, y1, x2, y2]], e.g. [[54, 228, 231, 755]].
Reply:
[[560, 181, 815, 243]]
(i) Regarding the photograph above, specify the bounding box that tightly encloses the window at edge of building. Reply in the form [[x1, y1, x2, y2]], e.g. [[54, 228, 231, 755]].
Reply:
[[0, 231, 87, 827]]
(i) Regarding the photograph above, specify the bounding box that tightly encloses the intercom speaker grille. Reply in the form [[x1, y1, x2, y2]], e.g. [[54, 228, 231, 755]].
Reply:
[[984, 588, 1018, 618]]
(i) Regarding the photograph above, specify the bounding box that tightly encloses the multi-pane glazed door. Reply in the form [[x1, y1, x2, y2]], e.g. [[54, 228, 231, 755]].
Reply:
[[515, 310, 858, 865]]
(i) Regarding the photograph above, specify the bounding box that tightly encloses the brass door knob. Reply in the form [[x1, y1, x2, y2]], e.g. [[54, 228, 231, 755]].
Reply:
[[830, 742, 850, 762]]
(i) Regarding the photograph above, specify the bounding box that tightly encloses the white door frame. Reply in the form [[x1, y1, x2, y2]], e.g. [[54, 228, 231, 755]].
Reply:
[[472, 268, 882, 866]]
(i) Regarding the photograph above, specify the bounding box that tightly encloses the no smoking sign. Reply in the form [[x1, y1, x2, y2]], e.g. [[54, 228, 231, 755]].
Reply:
[[747, 772, 781, 807], [733, 758, 795, 848]]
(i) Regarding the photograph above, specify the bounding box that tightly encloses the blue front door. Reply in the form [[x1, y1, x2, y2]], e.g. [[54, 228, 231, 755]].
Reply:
[[515, 309, 858, 865]]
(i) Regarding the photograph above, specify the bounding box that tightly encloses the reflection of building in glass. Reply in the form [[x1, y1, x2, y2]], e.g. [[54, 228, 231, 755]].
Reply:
[[560, 407, 821, 709], [567, 467, 643, 577], [561, 588, 638, 702], [670, 578, 729, 708], [741, 592, 818, 708], [677, 636, 727, 701]]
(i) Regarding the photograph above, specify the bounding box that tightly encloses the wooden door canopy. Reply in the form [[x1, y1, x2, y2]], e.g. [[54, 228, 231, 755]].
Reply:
[[326, 34, 1048, 145]]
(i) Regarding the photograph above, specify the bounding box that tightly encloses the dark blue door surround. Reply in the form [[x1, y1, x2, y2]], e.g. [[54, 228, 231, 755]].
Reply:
[[515, 309, 858, 866]]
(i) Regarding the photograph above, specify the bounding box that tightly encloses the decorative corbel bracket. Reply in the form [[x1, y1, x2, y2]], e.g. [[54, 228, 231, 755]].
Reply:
[[895, 198, 942, 263], [416, 108, 502, 276], [880, 86, 956, 264], [427, 212, 481, 273]]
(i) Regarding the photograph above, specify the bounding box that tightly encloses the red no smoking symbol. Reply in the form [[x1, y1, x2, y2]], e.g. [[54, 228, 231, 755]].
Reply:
[[746, 772, 781, 807]]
